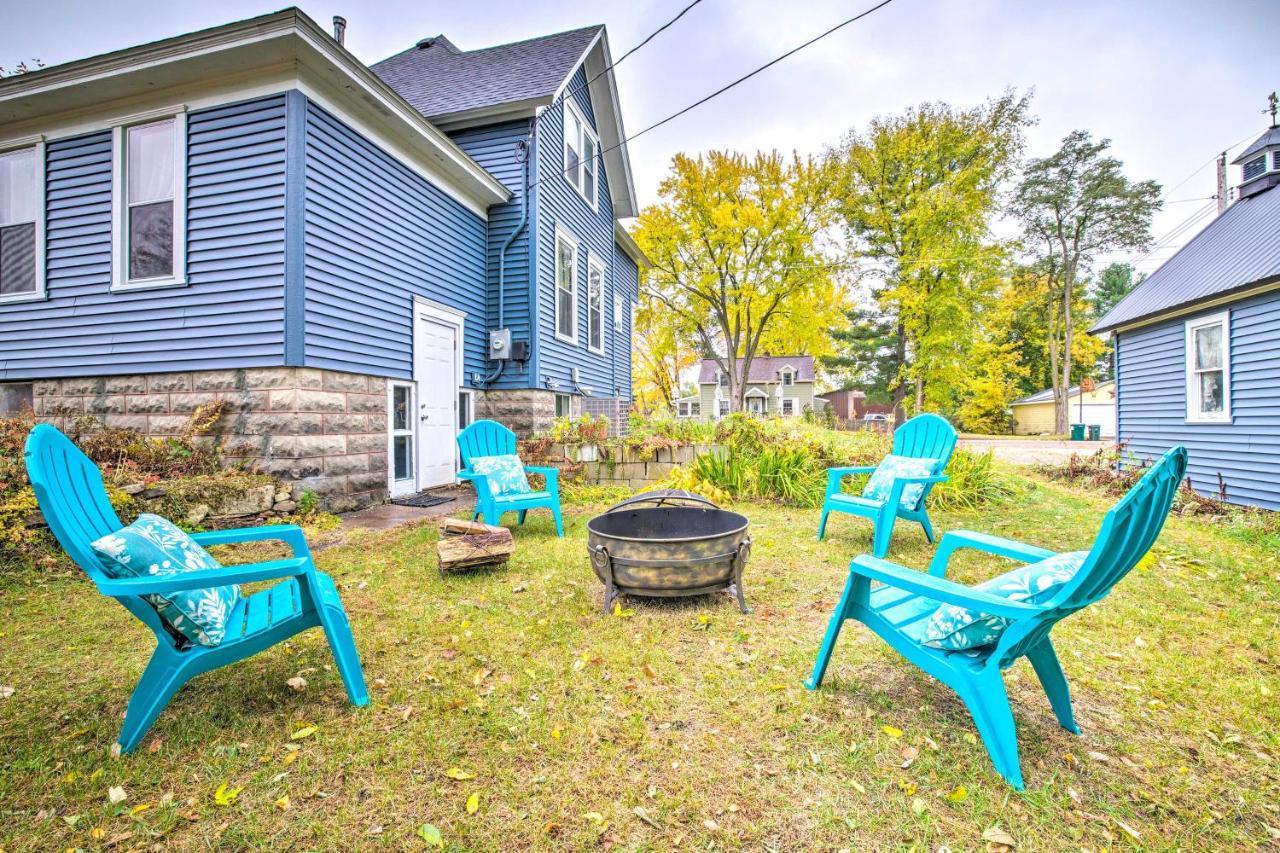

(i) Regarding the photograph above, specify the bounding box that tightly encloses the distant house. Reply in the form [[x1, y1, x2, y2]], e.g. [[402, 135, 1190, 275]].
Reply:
[[677, 356, 819, 420], [1010, 381, 1116, 437], [819, 389, 894, 424], [0, 9, 648, 509], [1091, 121, 1280, 509]]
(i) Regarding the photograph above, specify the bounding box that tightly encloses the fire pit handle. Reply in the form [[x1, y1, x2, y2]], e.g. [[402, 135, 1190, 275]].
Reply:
[[602, 489, 720, 515]]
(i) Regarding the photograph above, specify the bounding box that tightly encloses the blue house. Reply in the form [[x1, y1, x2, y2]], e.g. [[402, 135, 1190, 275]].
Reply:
[[0, 9, 648, 509], [1091, 121, 1280, 510]]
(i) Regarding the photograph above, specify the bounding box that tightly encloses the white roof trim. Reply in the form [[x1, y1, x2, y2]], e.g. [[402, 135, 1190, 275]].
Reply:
[[575, 31, 638, 218], [0, 9, 510, 214], [744, 387, 769, 397]]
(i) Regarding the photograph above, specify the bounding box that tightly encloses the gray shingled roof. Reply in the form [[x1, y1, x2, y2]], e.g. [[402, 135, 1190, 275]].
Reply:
[[1231, 126, 1280, 164], [371, 26, 601, 120], [698, 356, 815, 384], [1091, 183, 1280, 333]]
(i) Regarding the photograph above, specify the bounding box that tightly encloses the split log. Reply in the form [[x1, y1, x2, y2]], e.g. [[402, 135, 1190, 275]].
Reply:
[[436, 519, 514, 572]]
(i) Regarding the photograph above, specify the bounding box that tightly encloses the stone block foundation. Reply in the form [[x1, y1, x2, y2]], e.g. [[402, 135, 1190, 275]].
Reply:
[[474, 389, 578, 437], [34, 368, 389, 512]]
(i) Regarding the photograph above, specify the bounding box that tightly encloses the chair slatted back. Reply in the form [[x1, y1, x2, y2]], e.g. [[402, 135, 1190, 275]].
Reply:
[[889, 414, 958, 509], [457, 420, 518, 470], [995, 446, 1187, 667], [24, 424, 176, 640]]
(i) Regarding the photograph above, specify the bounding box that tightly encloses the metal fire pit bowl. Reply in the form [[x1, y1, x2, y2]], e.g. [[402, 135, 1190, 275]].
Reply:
[[586, 490, 751, 614]]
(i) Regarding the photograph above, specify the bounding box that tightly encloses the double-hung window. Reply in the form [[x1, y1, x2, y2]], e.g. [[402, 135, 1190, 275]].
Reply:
[[562, 100, 598, 208], [587, 255, 605, 354], [0, 142, 44, 302], [113, 113, 186, 290], [554, 228, 579, 343], [781, 398, 796, 416], [780, 369, 794, 387], [1184, 311, 1231, 423]]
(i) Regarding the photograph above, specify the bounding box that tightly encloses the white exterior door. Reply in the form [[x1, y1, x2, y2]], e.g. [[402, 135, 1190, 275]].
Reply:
[[412, 302, 464, 490]]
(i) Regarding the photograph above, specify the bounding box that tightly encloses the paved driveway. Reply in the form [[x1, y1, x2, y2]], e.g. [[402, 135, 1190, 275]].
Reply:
[[958, 438, 1107, 466]]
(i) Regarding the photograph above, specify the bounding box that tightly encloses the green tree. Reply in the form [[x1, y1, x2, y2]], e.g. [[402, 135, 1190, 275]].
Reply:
[[632, 295, 700, 414], [1012, 131, 1161, 432], [1092, 262, 1140, 318], [823, 307, 898, 402], [834, 92, 1031, 420], [636, 151, 847, 413]]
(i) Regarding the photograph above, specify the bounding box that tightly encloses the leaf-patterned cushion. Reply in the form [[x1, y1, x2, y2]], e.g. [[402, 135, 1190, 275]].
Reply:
[[91, 514, 239, 647], [919, 551, 1089, 651], [861, 454, 939, 509], [470, 454, 532, 497]]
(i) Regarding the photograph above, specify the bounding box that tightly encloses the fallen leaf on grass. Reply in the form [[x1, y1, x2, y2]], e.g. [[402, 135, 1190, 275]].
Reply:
[[633, 806, 661, 828], [982, 826, 1016, 850], [612, 601, 635, 618], [417, 823, 443, 847], [445, 767, 476, 780], [641, 663, 657, 679], [290, 725, 317, 741], [107, 786, 127, 805], [466, 792, 479, 814], [129, 803, 151, 816], [881, 725, 903, 739], [900, 746, 919, 768], [1087, 750, 1111, 763], [911, 797, 926, 815], [286, 677, 307, 693], [703, 819, 719, 831], [473, 668, 493, 686], [274, 795, 290, 811], [146, 738, 163, 754], [1112, 817, 1141, 840], [213, 782, 243, 807], [0, 685, 14, 698], [944, 786, 967, 802]]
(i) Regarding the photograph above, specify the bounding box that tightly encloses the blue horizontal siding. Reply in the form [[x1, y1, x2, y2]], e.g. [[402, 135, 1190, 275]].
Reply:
[[0, 94, 288, 378], [534, 66, 631, 399], [449, 120, 536, 389], [1116, 289, 1280, 509], [301, 99, 488, 382]]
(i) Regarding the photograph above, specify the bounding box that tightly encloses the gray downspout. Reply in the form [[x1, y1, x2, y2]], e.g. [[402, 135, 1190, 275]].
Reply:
[[482, 126, 532, 386]]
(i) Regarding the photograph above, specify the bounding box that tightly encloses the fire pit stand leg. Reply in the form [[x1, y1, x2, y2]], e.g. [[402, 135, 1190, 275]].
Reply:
[[728, 538, 752, 614], [590, 544, 619, 614]]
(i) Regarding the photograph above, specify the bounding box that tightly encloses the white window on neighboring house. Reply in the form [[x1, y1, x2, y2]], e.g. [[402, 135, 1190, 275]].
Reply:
[[780, 369, 794, 387], [113, 114, 187, 290], [718, 371, 730, 388], [554, 228, 578, 343], [718, 399, 730, 418], [587, 255, 605, 354], [781, 398, 797, 416], [0, 142, 45, 303], [677, 400, 700, 418], [746, 395, 765, 415], [563, 100, 598, 208], [1185, 311, 1231, 423]]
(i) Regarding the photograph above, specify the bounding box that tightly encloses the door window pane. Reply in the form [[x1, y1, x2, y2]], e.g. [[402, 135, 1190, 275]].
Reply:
[[392, 385, 411, 431], [393, 436, 413, 481], [0, 223, 36, 295]]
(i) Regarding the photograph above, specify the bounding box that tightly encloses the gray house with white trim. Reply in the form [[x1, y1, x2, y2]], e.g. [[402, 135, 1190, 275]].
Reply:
[[676, 356, 820, 420], [1091, 122, 1280, 509]]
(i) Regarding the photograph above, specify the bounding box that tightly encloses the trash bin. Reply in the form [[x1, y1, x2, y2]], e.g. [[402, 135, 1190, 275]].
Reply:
[[1070, 423, 1085, 441], [1087, 424, 1101, 441]]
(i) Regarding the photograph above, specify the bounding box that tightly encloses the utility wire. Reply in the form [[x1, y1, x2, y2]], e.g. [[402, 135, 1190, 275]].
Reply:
[[533, 0, 899, 192]]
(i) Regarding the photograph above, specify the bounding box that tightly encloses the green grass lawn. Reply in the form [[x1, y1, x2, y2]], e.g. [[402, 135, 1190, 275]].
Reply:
[[2, 473, 1278, 850]]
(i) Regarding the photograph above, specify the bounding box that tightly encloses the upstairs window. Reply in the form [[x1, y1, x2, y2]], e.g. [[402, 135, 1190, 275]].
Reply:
[[554, 228, 579, 343], [563, 100, 598, 208], [718, 371, 730, 388], [1242, 155, 1266, 182], [1185, 311, 1231, 423], [113, 114, 186, 290], [587, 256, 605, 354], [780, 368, 795, 387], [0, 143, 44, 302], [1274, 150, 1280, 172]]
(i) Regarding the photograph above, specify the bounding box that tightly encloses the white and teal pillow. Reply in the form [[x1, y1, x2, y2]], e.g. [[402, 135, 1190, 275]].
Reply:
[[861, 454, 939, 509], [919, 551, 1089, 651], [91, 514, 239, 647], [470, 454, 532, 497]]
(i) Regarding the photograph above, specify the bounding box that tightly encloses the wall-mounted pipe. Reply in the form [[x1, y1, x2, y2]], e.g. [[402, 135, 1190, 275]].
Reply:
[[482, 124, 533, 386]]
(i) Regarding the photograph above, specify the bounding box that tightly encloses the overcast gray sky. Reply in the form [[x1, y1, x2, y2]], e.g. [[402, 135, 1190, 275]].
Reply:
[[6, 0, 1277, 275]]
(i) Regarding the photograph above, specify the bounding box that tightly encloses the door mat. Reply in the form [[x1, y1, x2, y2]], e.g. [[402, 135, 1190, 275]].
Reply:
[[390, 493, 454, 509]]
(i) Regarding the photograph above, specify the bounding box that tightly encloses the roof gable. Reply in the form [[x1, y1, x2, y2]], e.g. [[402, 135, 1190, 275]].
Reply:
[[1092, 183, 1280, 333]]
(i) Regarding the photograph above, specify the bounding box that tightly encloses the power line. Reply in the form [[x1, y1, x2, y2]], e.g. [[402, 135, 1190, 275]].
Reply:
[[533, 0, 899, 193]]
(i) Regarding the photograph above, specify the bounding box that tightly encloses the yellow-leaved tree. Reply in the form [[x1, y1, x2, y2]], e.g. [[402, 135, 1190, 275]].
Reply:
[[635, 151, 847, 413]]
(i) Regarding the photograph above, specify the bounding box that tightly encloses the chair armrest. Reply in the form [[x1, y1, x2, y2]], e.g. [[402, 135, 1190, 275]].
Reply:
[[455, 468, 477, 480], [851, 555, 1044, 619], [523, 465, 559, 481], [96, 556, 311, 596], [190, 524, 310, 557], [926, 530, 1056, 578], [828, 465, 878, 479]]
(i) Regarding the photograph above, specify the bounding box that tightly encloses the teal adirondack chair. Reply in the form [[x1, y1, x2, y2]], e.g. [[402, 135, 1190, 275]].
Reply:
[[817, 413, 957, 557], [24, 424, 369, 754], [457, 419, 564, 537], [806, 445, 1188, 789]]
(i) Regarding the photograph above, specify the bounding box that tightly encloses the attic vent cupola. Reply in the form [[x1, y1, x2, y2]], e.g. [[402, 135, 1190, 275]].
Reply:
[[1230, 92, 1280, 200], [416, 37, 436, 49]]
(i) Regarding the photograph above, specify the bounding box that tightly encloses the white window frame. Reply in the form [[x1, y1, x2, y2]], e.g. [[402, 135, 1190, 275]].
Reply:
[[780, 368, 795, 387], [111, 110, 187, 291], [387, 381, 416, 494], [555, 392, 573, 419], [717, 399, 730, 418], [781, 397, 798, 416], [677, 400, 701, 418], [553, 226, 579, 345], [0, 138, 46, 304], [1184, 310, 1231, 424], [586, 253, 605, 355], [718, 371, 730, 388], [562, 99, 598, 210]]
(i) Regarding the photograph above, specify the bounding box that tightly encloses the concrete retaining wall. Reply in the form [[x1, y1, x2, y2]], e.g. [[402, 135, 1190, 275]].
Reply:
[[547, 442, 721, 489]]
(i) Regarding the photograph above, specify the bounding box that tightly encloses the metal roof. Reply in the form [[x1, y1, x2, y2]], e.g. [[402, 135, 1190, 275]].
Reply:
[[1091, 183, 1280, 333], [1011, 380, 1115, 407], [1231, 126, 1280, 164], [371, 26, 601, 121], [698, 356, 815, 384]]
